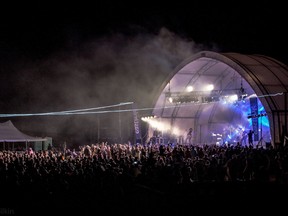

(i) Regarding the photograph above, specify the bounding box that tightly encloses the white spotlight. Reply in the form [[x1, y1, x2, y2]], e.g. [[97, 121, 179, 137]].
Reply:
[[206, 84, 214, 91], [186, 86, 193, 92], [229, 94, 238, 102]]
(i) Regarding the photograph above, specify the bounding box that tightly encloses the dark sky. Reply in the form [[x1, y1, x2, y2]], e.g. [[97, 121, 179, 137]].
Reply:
[[0, 2, 287, 143]]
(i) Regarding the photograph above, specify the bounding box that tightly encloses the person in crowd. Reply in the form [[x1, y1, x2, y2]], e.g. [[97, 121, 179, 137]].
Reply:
[[1, 140, 288, 214]]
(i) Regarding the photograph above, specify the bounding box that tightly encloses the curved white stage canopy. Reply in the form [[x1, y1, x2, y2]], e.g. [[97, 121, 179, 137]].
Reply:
[[149, 51, 288, 147]]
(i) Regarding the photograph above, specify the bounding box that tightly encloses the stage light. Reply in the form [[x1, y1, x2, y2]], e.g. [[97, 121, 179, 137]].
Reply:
[[229, 94, 238, 102], [164, 83, 249, 105], [186, 86, 193, 92], [206, 84, 214, 91], [202, 96, 220, 103], [141, 115, 156, 121], [247, 113, 267, 119]]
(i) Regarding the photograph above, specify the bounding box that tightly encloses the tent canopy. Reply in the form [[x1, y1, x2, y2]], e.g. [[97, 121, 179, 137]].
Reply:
[[0, 120, 47, 142]]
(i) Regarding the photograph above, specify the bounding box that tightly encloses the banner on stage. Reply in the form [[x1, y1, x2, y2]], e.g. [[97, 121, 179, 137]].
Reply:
[[249, 97, 259, 141], [132, 103, 142, 144]]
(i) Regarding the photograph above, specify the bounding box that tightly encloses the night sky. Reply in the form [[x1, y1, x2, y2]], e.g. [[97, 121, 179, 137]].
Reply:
[[0, 2, 287, 145]]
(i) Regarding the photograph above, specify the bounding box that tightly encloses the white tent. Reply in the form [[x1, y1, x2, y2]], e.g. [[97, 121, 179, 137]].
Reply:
[[0, 120, 47, 150]]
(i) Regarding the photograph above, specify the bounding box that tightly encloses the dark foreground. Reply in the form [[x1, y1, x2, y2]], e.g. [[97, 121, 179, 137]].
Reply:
[[1, 181, 287, 215]]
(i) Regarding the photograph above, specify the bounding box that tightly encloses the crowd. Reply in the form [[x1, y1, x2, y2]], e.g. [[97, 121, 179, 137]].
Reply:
[[1, 142, 288, 215]]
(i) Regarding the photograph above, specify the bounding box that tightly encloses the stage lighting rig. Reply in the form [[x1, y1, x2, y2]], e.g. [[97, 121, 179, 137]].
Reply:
[[238, 79, 248, 101], [165, 82, 248, 105], [247, 113, 267, 119], [166, 89, 237, 104]]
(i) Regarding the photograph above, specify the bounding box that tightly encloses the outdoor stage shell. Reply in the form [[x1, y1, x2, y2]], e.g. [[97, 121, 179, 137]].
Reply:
[[151, 51, 288, 147]]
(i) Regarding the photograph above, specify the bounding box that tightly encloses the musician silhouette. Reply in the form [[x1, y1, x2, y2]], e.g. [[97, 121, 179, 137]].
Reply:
[[241, 131, 248, 146], [248, 130, 254, 146], [185, 128, 193, 145]]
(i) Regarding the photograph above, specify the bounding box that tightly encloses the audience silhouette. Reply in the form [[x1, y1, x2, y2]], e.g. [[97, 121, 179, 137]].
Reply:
[[1, 141, 287, 215]]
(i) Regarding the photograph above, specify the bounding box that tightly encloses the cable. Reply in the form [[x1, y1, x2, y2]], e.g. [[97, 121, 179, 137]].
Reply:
[[0, 92, 284, 118], [0, 102, 134, 118]]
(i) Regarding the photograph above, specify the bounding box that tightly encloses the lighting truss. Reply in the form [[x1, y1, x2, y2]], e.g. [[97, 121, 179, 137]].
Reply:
[[165, 89, 247, 104]]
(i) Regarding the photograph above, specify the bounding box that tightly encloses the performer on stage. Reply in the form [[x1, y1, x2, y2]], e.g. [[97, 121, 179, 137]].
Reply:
[[185, 128, 193, 145], [241, 130, 248, 146], [248, 130, 254, 146]]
